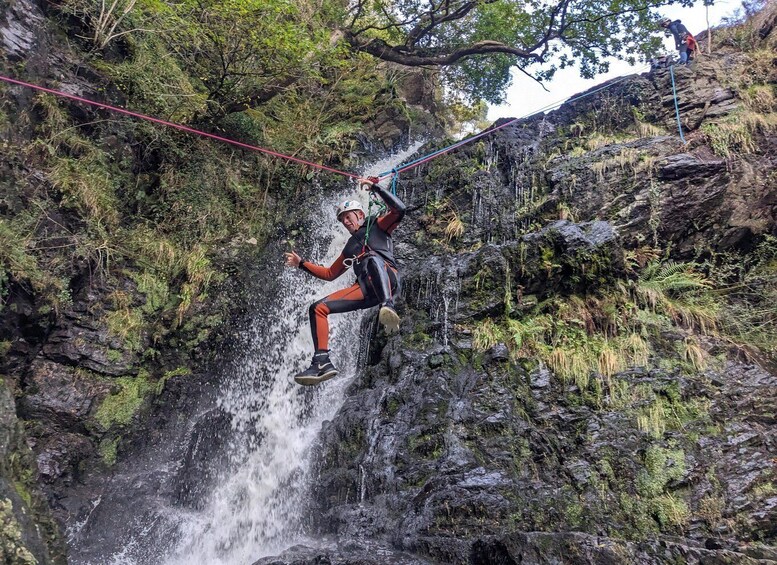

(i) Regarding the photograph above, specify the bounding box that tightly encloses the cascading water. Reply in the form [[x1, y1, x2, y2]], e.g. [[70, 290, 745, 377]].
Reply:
[[70, 145, 422, 565]]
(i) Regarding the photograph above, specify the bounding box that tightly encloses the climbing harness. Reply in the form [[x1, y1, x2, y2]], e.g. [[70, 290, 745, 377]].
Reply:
[[669, 65, 687, 144]]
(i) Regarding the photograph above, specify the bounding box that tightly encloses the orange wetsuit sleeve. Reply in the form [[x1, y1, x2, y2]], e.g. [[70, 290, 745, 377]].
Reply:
[[299, 253, 347, 281]]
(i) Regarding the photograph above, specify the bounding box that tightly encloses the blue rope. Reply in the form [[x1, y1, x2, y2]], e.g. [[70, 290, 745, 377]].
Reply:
[[378, 64, 652, 178], [390, 167, 399, 195], [669, 65, 687, 144]]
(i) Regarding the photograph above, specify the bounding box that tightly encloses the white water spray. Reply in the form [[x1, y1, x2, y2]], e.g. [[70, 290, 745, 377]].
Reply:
[[146, 145, 424, 565]]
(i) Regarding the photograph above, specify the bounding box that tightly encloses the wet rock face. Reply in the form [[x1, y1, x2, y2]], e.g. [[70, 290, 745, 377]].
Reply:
[[304, 342, 777, 563], [0, 0, 43, 61], [19, 360, 111, 428], [0, 381, 66, 564], [280, 54, 777, 564]]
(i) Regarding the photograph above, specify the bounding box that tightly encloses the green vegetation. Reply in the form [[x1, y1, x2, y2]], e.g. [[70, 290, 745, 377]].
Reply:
[[416, 197, 471, 252], [344, 0, 667, 104], [704, 2, 777, 157], [155, 366, 191, 395], [0, 499, 37, 565], [710, 236, 777, 358], [99, 437, 119, 466], [94, 372, 152, 429], [636, 446, 689, 528], [473, 259, 719, 391]]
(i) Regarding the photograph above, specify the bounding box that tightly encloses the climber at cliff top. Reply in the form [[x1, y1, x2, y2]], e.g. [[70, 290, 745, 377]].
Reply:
[[660, 17, 695, 65], [284, 176, 405, 386]]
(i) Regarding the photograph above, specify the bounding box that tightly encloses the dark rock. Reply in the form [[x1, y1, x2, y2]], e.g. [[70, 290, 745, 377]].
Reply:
[[656, 153, 726, 180], [171, 407, 233, 509], [41, 311, 137, 376], [252, 540, 432, 565], [1, 379, 67, 564], [486, 343, 509, 363], [35, 432, 93, 484], [18, 360, 111, 429], [0, 0, 43, 60], [426, 354, 445, 369]]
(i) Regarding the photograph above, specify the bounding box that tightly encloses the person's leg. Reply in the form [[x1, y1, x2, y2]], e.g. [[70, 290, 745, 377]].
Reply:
[[309, 283, 379, 350], [362, 256, 401, 333], [363, 256, 397, 306], [679, 46, 688, 64], [298, 284, 378, 385]]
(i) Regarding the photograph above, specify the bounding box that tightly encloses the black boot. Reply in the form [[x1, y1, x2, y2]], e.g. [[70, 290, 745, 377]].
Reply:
[[294, 351, 338, 386], [365, 257, 400, 334]]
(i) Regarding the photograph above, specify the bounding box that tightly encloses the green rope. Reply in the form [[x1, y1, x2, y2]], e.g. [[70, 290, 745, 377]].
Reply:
[[362, 190, 389, 250], [361, 172, 395, 249]]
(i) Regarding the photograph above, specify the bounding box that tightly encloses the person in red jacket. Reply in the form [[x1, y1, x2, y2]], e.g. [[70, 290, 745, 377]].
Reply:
[[661, 17, 695, 65], [284, 176, 405, 385]]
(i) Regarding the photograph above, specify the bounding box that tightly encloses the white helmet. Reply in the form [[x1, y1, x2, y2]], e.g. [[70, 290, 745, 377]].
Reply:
[[335, 199, 364, 219]]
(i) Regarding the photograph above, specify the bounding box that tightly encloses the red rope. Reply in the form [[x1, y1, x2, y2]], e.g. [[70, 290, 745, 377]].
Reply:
[[0, 74, 361, 179]]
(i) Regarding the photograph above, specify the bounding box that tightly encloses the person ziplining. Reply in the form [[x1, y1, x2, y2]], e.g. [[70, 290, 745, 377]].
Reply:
[[284, 176, 405, 386]]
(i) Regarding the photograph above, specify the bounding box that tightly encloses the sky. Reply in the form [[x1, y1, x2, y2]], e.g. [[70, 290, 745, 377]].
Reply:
[[487, 0, 744, 121]]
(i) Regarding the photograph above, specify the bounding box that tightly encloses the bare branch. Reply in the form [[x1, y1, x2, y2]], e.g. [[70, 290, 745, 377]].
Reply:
[[346, 34, 542, 66]]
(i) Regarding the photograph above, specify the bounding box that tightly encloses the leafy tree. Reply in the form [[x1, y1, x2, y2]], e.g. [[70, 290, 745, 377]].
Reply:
[[342, 0, 695, 103], [139, 0, 333, 117]]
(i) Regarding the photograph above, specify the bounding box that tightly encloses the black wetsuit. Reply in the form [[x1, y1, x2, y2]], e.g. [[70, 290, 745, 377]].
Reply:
[[299, 187, 405, 351]]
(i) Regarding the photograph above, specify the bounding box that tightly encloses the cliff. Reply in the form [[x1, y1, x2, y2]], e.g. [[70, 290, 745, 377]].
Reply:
[[1, 2, 776, 564], [268, 8, 777, 565]]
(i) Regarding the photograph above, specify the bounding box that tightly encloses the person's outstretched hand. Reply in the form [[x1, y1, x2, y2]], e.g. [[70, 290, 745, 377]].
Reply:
[[359, 176, 381, 191], [284, 251, 302, 268]]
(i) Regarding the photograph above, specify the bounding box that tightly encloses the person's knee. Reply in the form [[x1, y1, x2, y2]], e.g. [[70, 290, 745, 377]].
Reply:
[[310, 300, 327, 318]]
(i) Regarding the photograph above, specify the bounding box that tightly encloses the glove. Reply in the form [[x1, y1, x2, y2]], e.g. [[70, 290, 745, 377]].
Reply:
[[367, 176, 381, 191], [361, 176, 381, 192]]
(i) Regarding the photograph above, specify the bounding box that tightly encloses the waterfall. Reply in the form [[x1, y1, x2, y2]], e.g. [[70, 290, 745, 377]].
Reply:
[[72, 144, 422, 565], [161, 218, 357, 564]]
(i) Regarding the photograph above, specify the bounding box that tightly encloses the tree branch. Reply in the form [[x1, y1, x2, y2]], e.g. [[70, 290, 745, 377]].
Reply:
[[346, 34, 542, 66]]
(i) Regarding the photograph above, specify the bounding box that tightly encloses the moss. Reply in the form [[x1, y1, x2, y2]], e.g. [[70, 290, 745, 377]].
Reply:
[[99, 438, 119, 466], [563, 497, 585, 528], [0, 498, 37, 565], [12, 480, 32, 509], [597, 459, 616, 483], [637, 446, 686, 498], [649, 494, 690, 528], [156, 366, 191, 395], [94, 371, 152, 429], [132, 271, 171, 314], [408, 431, 445, 459], [106, 349, 123, 363], [618, 491, 659, 537], [403, 329, 433, 350], [106, 306, 145, 353], [385, 397, 401, 417], [635, 383, 711, 439], [627, 445, 691, 530], [752, 482, 776, 498], [697, 494, 725, 526]]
